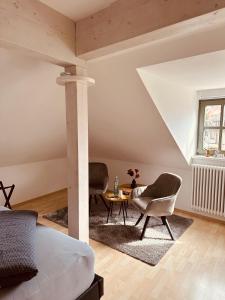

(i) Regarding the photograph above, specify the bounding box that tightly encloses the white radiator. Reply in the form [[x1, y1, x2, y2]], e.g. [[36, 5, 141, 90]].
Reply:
[[192, 164, 225, 216]]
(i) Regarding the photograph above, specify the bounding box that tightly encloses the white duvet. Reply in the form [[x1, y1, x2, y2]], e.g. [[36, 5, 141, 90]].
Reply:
[[0, 207, 95, 300]]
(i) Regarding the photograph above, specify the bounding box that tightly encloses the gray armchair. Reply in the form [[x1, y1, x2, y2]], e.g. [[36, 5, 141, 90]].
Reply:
[[132, 173, 182, 240], [89, 162, 109, 212]]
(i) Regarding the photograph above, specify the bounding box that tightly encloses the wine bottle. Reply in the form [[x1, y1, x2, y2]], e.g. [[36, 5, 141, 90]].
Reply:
[[114, 176, 119, 196]]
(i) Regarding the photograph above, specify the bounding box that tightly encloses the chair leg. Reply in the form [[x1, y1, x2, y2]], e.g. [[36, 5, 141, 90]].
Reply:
[[107, 202, 113, 223], [89, 195, 92, 214], [121, 202, 126, 226], [118, 203, 122, 215], [99, 194, 109, 211], [125, 202, 128, 218], [140, 216, 150, 240], [110, 202, 114, 216], [135, 213, 144, 226], [161, 216, 174, 240]]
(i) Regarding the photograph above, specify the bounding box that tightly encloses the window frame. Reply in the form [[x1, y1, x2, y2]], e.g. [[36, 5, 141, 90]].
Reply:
[[197, 98, 225, 155]]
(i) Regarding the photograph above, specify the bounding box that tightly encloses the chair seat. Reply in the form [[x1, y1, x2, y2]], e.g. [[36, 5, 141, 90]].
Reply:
[[132, 197, 153, 213]]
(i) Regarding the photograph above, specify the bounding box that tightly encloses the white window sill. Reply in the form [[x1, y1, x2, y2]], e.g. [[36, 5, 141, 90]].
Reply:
[[192, 155, 225, 167]]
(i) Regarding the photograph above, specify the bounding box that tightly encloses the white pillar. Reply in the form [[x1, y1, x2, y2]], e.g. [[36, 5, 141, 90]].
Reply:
[[57, 66, 95, 242]]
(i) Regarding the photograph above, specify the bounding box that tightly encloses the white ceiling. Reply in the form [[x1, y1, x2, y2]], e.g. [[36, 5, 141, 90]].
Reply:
[[142, 50, 225, 90], [39, 0, 117, 21]]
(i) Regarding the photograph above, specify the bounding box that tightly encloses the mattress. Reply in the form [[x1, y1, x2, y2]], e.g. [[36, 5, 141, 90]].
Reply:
[[0, 207, 95, 300]]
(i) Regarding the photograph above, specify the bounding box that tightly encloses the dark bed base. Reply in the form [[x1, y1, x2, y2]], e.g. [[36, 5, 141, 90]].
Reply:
[[76, 274, 104, 300]]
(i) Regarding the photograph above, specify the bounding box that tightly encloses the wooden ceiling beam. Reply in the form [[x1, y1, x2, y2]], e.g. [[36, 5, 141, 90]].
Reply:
[[0, 0, 85, 67], [76, 0, 225, 59]]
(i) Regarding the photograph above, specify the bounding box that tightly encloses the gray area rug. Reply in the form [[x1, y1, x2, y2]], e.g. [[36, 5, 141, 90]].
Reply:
[[43, 202, 193, 266]]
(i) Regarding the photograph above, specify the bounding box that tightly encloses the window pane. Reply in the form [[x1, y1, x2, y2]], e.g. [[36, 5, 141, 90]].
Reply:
[[203, 129, 219, 150], [204, 105, 221, 127], [221, 130, 225, 151]]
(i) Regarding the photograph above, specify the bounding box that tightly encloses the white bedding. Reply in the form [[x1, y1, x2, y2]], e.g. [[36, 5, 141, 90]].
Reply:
[[0, 207, 95, 300]]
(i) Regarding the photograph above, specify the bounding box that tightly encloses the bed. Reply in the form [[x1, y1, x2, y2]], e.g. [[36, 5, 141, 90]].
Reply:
[[0, 206, 103, 300]]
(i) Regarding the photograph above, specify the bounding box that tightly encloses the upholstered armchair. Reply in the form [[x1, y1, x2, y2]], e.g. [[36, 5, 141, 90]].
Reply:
[[132, 173, 182, 240], [89, 162, 109, 212]]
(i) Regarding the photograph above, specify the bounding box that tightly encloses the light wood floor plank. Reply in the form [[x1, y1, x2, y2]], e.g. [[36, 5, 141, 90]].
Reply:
[[13, 190, 225, 300]]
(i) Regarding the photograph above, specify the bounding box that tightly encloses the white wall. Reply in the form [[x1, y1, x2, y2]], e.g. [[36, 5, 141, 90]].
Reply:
[[0, 158, 67, 205], [91, 157, 192, 211], [138, 70, 198, 164], [0, 48, 67, 205], [2, 17, 225, 210], [88, 24, 225, 219], [88, 46, 188, 170], [91, 157, 225, 221], [88, 21, 225, 170], [0, 47, 66, 167], [136, 51, 225, 164]]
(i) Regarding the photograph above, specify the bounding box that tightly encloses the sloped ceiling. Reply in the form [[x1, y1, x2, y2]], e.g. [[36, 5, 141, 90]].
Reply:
[[137, 50, 225, 163], [0, 43, 187, 169], [1, 19, 225, 169], [138, 69, 197, 164], [0, 48, 66, 167], [140, 50, 225, 90], [88, 56, 187, 169], [87, 24, 225, 169]]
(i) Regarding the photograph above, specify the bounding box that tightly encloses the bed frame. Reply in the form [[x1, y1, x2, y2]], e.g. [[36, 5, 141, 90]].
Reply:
[[77, 274, 104, 300]]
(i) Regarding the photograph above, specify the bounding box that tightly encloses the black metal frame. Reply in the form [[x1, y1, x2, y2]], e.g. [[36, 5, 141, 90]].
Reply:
[[76, 274, 104, 300], [161, 216, 174, 240], [135, 214, 175, 240], [0, 181, 15, 209], [106, 201, 127, 225]]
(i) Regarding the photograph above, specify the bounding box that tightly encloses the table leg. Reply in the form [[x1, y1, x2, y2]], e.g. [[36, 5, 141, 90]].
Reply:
[[107, 202, 113, 223], [89, 194, 92, 214], [110, 202, 113, 216], [118, 203, 122, 215], [121, 202, 126, 226], [107, 202, 111, 223], [125, 201, 128, 218]]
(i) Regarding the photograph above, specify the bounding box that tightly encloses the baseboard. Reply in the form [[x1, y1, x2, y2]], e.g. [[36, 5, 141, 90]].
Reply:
[[175, 208, 225, 225]]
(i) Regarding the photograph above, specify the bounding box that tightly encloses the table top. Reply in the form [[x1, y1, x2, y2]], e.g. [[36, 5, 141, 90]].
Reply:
[[104, 190, 130, 202], [104, 183, 145, 202], [119, 183, 144, 189]]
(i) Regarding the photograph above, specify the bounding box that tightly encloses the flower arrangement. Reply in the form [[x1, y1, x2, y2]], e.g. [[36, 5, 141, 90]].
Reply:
[[127, 169, 140, 188]]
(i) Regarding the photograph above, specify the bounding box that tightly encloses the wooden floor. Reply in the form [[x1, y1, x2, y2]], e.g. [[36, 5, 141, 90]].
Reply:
[[14, 190, 225, 300]]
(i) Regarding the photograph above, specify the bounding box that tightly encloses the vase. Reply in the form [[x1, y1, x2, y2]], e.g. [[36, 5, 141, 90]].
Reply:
[[131, 179, 137, 189]]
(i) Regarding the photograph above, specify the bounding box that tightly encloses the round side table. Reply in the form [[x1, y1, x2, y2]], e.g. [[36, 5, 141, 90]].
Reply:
[[104, 191, 129, 225]]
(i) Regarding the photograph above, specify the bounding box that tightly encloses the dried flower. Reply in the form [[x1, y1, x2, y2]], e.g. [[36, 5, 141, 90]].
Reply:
[[127, 169, 134, 177]]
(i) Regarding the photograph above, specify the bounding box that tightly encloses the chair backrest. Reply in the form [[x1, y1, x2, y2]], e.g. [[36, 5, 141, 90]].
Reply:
[[142, 173, 182, 198], [89, 162, 109, 192]]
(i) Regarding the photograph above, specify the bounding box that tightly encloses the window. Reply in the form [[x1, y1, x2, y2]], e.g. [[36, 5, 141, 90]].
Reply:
[[198, 99, 225, 154]]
